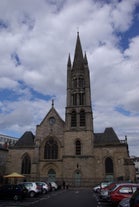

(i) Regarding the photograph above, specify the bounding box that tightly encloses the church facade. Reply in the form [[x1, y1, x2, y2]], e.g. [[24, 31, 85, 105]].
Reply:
[[6, 33, 135, 186]]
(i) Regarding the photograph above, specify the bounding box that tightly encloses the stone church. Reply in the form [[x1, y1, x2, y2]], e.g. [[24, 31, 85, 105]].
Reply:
[[6, 33, 135, 187]]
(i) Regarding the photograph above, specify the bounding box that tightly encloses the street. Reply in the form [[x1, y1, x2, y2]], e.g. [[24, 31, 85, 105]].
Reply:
[[30, 189, 98, 207], [0, 188, 112, 207]]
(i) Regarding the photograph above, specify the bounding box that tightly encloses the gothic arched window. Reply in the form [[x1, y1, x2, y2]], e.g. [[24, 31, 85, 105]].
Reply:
[[21, 154, 31, 174], [72, 77, 77, 89], [71, 110, 77, 127], [72, 93, 77, 105], [80, 110, 85, 126], [105, 157, 114, 174], [79, 77, 84, 88], [79, 93, 84, 105], [44, 138, 58, 159], [75, 140, 81, 155]]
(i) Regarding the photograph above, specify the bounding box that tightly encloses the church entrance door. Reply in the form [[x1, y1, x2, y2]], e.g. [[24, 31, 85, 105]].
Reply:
[[74, 171, 81, 187], [48, 169, 56, 182]]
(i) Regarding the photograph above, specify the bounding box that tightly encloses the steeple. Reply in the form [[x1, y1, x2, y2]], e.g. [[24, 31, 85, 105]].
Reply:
[[67, 54, 71, 68], [84, 52, 88, 66], [65, 33, 94, 132], [72, 32, 84, 70]]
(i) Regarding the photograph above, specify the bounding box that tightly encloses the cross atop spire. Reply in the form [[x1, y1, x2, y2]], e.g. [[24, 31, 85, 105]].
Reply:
[[52, 99, 54, 107]]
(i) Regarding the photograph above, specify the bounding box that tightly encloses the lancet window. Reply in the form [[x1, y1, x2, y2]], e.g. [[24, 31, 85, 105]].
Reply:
[[44, 138, 58, 159]]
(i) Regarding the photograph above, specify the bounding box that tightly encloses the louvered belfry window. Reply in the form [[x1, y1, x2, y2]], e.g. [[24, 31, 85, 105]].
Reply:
[[79, 93, 84, 105], [71, 110, 77, 127], [80, 110, 85, 126], [72, 93, 77, 105]]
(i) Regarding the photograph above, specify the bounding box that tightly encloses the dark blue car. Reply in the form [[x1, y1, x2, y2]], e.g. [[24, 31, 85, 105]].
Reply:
[[0, 184, 28, 200]]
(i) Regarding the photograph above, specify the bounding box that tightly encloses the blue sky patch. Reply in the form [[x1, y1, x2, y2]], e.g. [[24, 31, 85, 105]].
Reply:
[[118, 5, 139, 50], [30, 88, 54, 101], [0, 87, 53, 104], [115, 106, 131, 116], [0, 89, 19, 102]]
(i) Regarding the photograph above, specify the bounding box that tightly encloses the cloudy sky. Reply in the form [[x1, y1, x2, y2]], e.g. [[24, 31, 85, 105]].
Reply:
[[0, 0, 139, 156]]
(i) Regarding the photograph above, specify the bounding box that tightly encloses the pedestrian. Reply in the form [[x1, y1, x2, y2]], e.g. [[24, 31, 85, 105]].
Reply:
[[63, 180, 65, 189]]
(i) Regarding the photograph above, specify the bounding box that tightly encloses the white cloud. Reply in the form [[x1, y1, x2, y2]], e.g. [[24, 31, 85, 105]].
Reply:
[[0, 0, 139, 156]]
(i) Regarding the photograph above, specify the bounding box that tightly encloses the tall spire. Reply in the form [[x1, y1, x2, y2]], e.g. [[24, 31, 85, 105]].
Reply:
[[84, 52, 88, 65], [65, 33, 93, 132], [72, 32, 84, 70], [67, 54, 71, 67]]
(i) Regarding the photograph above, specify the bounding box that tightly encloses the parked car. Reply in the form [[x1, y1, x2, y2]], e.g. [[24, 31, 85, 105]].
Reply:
[[99, 182, 117, 201], [36, 182, 49, 194], [93, 184, 101, 193], [118, 197, 139, 207], [93, 181, 112, 193], [0, 184, 28, 201], [50, 181, 58, 191], [19, 182, 41, 197], [109, 183, 139, 206], [45, 181, 52, 192]]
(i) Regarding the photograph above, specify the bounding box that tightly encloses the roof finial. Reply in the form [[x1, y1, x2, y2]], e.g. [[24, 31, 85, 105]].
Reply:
[[77, 27, 79, 36], [52, 99, 54, 107]]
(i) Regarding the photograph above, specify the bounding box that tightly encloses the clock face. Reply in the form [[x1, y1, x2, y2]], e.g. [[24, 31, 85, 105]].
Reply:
[[49, 117, 56, 125]]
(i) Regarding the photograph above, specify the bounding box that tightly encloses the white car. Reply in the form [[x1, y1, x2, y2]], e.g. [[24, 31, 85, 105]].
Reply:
[[93, 181, 111, 193], [93, 184, 100, 193], [19, 182, 40, 197], [36, 182, 49, 194], [50, 181, 58, 191]]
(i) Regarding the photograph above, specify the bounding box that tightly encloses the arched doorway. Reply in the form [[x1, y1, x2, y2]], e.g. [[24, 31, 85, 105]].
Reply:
[[48, 169, 56, 182], [74, 170, 81, 187]]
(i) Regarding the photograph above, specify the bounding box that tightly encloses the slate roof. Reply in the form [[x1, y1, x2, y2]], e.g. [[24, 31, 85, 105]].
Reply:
[[14, 131, 35, 148], [12, 127, 123, 148], [94, 127, 121, 146]]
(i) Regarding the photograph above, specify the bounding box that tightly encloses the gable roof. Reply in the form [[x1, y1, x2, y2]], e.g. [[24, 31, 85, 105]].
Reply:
[[39, 105, 65, 126], [14, 131, 35, 148], [94, 127, 121, 146]]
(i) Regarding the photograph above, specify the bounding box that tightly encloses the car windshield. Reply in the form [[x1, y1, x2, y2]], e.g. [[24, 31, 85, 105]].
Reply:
[[18, 184, 27, 190], [109, 184, 118, 192], [36, 182, 43, 186]]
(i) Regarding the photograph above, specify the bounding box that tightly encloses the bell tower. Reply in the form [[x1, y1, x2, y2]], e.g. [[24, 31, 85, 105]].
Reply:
[[65, 32, 94, 132], [63, 33, 95, 182]]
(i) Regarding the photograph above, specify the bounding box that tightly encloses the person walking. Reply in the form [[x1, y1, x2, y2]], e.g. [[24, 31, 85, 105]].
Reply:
[[62, 180, 65, 189]]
